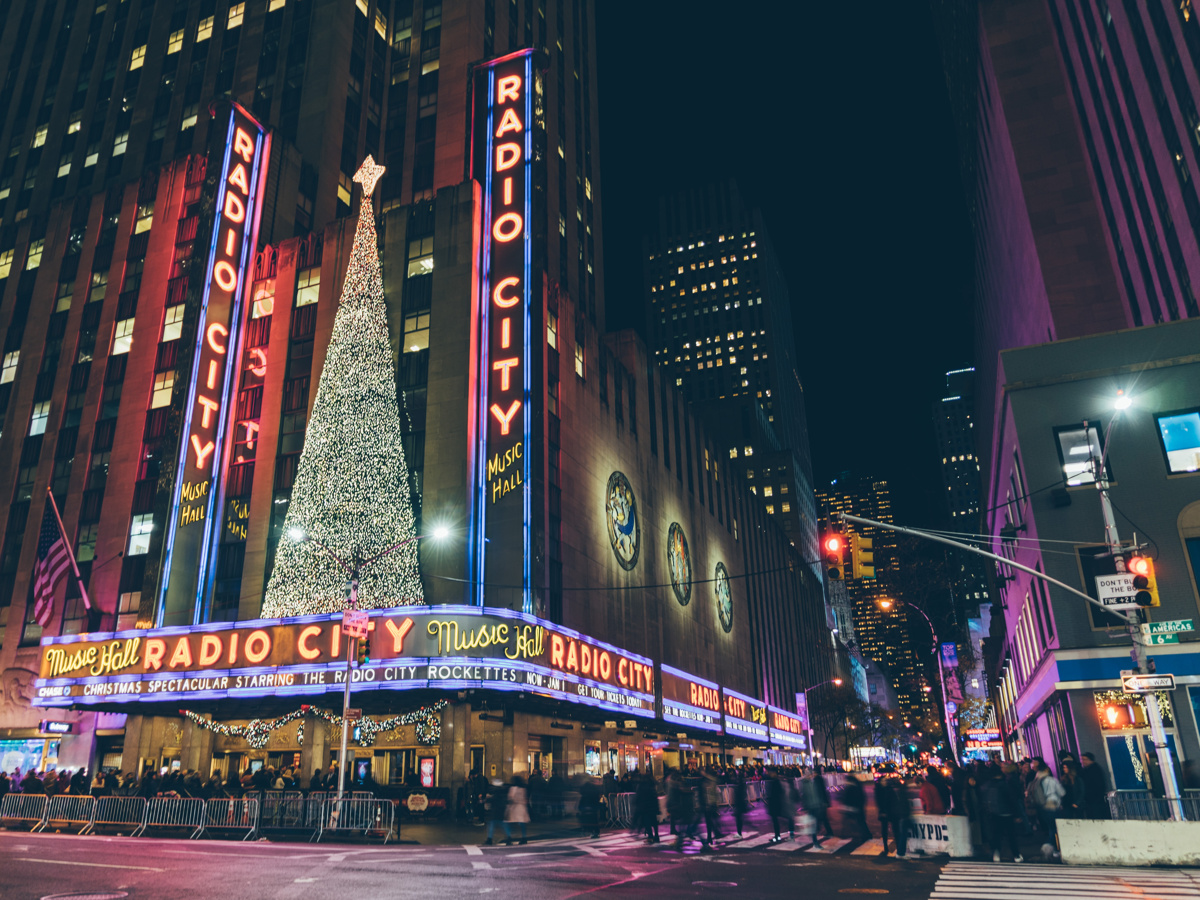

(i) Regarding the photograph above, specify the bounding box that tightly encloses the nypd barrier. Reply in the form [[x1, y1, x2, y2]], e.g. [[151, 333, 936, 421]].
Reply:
[[0, 793, 48, 829], [904, 814, 972, 857], [35, 794, 96, 833]]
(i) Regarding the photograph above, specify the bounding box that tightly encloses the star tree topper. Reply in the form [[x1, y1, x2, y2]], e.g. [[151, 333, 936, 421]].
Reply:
[[353, 155, 386, 199]]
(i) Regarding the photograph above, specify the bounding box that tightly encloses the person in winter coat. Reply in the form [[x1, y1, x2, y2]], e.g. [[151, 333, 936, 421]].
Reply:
[[874, 773, 899, 855], [700, 770, 722, 845], [765, 769, 794, 842], [21, 770, 45, 794], [1079, 752, 1110, 819], [843, 775, 871, 840], [981, 764, 1023, 863], [504, 774, 530, 845], [577, 775, 601, 838], [919, 777, 946, 815], [483, 778, 509, 845], [635, 771, 660, 843], [732, 770, 750, 837], [1030, 762, 1065, 860], [809, 766, 834, 840]]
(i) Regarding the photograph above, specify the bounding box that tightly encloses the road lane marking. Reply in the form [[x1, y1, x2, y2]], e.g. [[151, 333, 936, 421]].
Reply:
[[14, 857, 163, 871], [472, 860, 492, 870], [464, 844, 483, 855]]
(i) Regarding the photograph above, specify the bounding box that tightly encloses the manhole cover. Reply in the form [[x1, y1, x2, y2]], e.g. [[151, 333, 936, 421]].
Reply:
[[41, 893, 129, 900]]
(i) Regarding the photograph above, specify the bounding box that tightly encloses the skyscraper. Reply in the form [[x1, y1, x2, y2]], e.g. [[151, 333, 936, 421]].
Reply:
[[933, 367, 981, 523], [642, 180, 818, 571]]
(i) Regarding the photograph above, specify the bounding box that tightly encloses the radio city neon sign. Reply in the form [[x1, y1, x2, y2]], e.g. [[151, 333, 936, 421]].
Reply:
[[158, 103, 269, 627]]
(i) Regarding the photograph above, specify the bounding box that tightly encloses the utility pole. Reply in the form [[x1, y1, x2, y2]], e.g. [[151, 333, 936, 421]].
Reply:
[[336, 562, 360, 804]]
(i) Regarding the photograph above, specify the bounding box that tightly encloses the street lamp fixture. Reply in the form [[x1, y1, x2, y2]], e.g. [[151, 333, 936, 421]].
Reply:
[[1113, 389, 1131, 410], [878, 598, 894, 611]]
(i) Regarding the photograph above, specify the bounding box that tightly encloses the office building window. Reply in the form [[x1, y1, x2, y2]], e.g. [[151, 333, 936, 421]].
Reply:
[[26, 239, 44, 269], [575, 342, 585, 378], [406, 237, 434, 277], [547, 311, 557, 349], [112, 318, 135, 355], [130, 45, 146, 70], [1157, 409, 1200, 474], [167, 29, 184, 54], [1, 351, 17, 384], [197, 16, 214, 41], [227, 3, 245, 28], [29, 401, 50, 435], [295, 267, 320, 306], [404, 313, 429, 352], [128, 514, 154, 555], [150, 372, 175, 408], [162, 305, 184, 341], [1054, 422, 1107, 486]]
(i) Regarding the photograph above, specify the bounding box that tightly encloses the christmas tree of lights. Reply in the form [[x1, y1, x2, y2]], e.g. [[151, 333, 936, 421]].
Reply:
[[261, 156, 423, 618]]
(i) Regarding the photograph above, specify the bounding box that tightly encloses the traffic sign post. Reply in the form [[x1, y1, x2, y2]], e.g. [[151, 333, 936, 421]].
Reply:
[[1122, 673, 1176, 693], [342, 608, 369, 639], [1096, 573, 1139, 610]]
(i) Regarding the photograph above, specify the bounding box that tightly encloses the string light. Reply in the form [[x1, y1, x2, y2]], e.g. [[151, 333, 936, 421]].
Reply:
[[179, 700, 447, 750], [262, 157, 423, 617]]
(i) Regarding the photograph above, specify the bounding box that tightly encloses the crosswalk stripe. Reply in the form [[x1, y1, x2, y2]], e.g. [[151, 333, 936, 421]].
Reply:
[[851, 838, 891, 856], [769, 837, 807, 851], [805, 837, 851, 854], [739, 833, 780, 848], [719, 831, 758, 844], [929, 861, 1200, 900]]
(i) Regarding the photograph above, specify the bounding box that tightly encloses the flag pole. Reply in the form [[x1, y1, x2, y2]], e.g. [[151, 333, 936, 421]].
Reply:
[[46, 488, 91, 611]]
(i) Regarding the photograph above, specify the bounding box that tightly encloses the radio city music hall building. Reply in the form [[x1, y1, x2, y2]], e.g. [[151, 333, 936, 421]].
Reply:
[[0, 0, 834, 798]]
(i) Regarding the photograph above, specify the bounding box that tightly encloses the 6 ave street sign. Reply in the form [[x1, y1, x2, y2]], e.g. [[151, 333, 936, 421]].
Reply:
[[1139, 633, 1180, 646], [1142, 619, 1194, 635], [1122, 673, 1176, 693]]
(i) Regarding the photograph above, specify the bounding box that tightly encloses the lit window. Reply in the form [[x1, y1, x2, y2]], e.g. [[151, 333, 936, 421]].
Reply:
[[1156, 409, 1200, 474], [150, 372, 175, 408], [67, 118, 81, 134], [57, 155, 71, 178], [406, 237, 434, 277], [161, 305, 184, 342], [575, 342, 585, 378], [116, 591, 140, 630], [113, 132, 129, 156], [197, 16, 214, 41], [337, 171, 352, 206], [0, 250, 12, 279], [112, 318, 135, 355], [167, 29, 184, 54], [404, 313, 430, 352], [130, 45, 146, 70], [744, 446, 753, 457], [1, 351, 18, 384], [781, 502, 791, 513], [128, 514, 154, 556], [26, 239, 44, 270], [729, 448, 738, 459], [1055, 422, 1106, 486], [547, 310, 558, 349], [374, 8, 387, 37], [181, 104, 199, 130], [251, 279, 275, 318], [31, 125, 48, 148], [88, 271, 108, 303], [135, 202, 154, 234], [295, 267, 320, 306], [356, 0, 369, 13], [29, 401, 50, 436], [763, 486, 773, 498], [84, 144, 99, 167], [271, 0, 288, 10], [227, 3, 245, 28], [765, 504, 774, 515]]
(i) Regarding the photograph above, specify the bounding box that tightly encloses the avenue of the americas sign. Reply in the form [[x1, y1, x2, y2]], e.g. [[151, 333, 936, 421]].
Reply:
[[34, 605, 655, 718]]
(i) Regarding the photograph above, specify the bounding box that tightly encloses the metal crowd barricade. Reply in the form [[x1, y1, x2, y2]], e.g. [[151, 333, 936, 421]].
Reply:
[[304, 792, 327, 827], [607, 792, 636, 827], [85, 796, 147, 834], [134, 796, 206, 839], [35, 795, 96, 833], [204, 798, 260, 840], [311, 798, 394, 844], [0, 793, 48, 830], [351, 791, 374, 801], [1107, 789, 1200, 821]]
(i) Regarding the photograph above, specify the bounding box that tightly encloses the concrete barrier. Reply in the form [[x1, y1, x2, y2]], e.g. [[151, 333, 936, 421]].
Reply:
[[904, 814, 972, 857], [1058, 819, 1200, 866]]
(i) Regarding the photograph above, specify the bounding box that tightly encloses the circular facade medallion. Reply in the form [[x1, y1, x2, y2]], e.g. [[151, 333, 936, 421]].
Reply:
[[667, 522, 692, 606], [715, 562, 733, 633], [605, 471, 640, 570]]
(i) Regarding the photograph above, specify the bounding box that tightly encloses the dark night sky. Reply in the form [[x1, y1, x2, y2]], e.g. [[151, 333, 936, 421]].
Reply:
[[595, 4, 973, 529]]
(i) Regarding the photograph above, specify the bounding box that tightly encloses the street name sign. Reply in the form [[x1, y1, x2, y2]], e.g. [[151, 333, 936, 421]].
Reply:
[[1141, 633, 1180, 646], [1121, 673, 1176, 693], [1096, 573, 1139, 610], [342, 609, 369, 639], [344, 708, 363, 720], [1141, 619, 1194, 635]]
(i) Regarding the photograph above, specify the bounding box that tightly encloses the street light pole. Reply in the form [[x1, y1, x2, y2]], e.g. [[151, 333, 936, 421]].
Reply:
[[882, 599, 957, 762], [802, 677, 842, 764]]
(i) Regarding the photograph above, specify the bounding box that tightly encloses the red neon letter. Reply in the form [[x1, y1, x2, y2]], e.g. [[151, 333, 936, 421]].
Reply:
[[493, 276, 521, 308], [495, 142, 521, 172], [497, 74, 521, 104], [207, 322, 229, 354], [492, 357, 519, 391], [503, 177, 513, 205], [495, 108, 523, 138], [207, 360, 219, 390], [224, 191, 246, 223], [199, 635, 222, 667], [227, 162, 250, 193], [618, 657, 629, 687], [598, 651, 612, 681], [197, 395, 220, 428], [489, 400, 522, 435], [297, 625, 322, 660], [225, 228, 238, 256], [493, 212, 522, 242], [244, 629, 271, 664], [551, 634, 565, 668], [233, 127, 255, 162], [213, 260, 238, 292], [385, 617, 415, 654], [565, 640, 578, 672], [191, 435, 215, 469], [501, 317, 511, 349], [144, 639, 166, 671], [168, 638, 193, 669], [228, 632, 239, 664]]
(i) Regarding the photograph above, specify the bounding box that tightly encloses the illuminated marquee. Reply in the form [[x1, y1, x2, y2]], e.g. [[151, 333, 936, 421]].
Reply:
[[34, 606, 656, 718], [660, 664, 723, 733], [469, 50, 538, 612], [768, 704, 808, 751], [723, 687, 768, 742], [158, 103, 270, 627]]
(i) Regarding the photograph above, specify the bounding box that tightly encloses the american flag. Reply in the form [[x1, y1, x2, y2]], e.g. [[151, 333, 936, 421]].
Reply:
[[32, 498, 70, 627]]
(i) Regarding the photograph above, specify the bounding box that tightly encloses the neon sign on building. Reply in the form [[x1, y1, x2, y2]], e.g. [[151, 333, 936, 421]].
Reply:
[[157, 103, 269, 627], [469, 51, 538, 612]]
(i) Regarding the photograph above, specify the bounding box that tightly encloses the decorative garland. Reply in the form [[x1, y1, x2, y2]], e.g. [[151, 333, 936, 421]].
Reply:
[[180, 700, 447, 750]]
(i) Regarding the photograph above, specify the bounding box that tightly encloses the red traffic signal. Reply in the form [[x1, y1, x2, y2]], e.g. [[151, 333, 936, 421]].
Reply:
[[824, 535, 844, 554], [1128, 556, 1150, 577], [823, 533, 845, 581]]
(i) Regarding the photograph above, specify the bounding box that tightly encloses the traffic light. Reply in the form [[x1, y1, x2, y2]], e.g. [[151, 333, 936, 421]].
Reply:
[[823, 533, 845, 581], [356, 635, 371, 666], [1128, 556, 1160, 607], [849, 533, 875, 580]]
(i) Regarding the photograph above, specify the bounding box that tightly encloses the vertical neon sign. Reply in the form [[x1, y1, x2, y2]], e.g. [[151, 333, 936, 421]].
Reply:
[[470, 51, 535, 613], [157, 103, 269, 626]]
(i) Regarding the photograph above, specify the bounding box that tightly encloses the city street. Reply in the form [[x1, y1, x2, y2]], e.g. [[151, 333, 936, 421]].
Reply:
[[5, 829, 1200, 900]]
